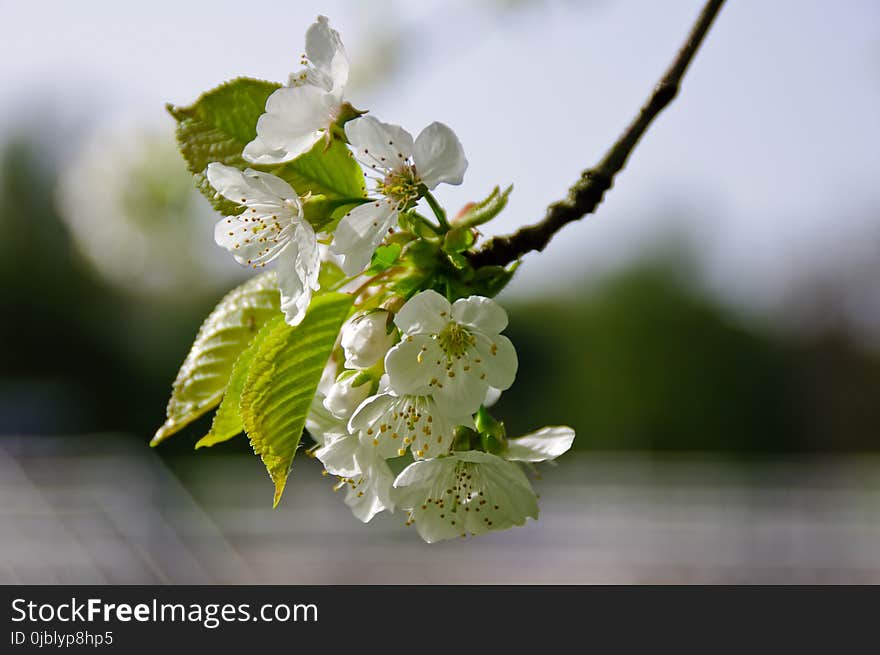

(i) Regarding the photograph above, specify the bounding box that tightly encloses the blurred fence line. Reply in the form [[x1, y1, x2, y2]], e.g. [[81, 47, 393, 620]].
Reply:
[[2, 434, 878, 584]]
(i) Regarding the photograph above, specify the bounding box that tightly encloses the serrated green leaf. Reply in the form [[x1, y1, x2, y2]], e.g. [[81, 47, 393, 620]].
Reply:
[[169, 78, 281, 215], [195, 315, 284, 450], [240, 292, 354, 506], [168, 77, 365, 215], [152, 272, 281, 446], [454, 185, 513, 228]]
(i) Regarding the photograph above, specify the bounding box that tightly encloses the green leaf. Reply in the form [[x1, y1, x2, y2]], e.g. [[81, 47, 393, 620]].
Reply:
[[240, 292, 354, 506], [168, 77, 281, 215], [302, 194, 370, 231], [367, 243, 402, 274], [275, 138, 365, 201], [454, 185, 513, 228], [317, 260, 347, 290], [168, 77, 365, 215], [195, 315, 284, 450], [152, 272, 281, 446]]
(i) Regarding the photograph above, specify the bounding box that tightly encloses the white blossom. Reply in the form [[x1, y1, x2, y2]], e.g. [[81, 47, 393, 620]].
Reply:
[[393, 450, 539, 543], [331, 117, 468, 275], [305, 385, 349, 450], [243, 16, 350, 164], [310, 391, 395, 523], [483, 387, 502, 408], [502, 426, 576, 462], [323, 373, 373, 420], [205, 163, 319, 326], [384, 290, 517, 416], [340, 310, 397, 369], [349, 390, 474, 460], [314, 431, 395, 523]]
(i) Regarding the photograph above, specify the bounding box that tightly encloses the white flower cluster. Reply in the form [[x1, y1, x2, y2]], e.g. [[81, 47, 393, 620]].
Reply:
[[309, 290, 574, 542], [201, 16, 575, 542], [205, 16, 467, 326]]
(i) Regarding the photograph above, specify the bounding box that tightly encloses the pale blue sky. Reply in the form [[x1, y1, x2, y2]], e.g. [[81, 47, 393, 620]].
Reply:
[[2, 0, 879, 321]]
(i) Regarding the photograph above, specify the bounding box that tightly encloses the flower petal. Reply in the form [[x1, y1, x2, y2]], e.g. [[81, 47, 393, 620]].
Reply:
[[305, 392, 347, 446], [346, 447, 395, 522], [431, 354, 489, 417], [213, 214, 293, 267], [254, 114, 321, 161], [314, 433, 360, 478], [503, 426, 576, 462], [341, 310, 396, 369], [394, 451, 539, 542], [483, 386, 502, 408], [409, 397, 470, 460], [412, 121, 467, 189], [474, 333, 518, 391], [293, 220, 321, 291], [242, 135, 293, 165], [330, 198, 397, 275], [456, 451, 539, 536], [393, 458, 463, 543], [277, 226, 320, 326], [245, 85, 331, 162], [345, 116, 413, 171], [349, 392, 395, 431], [247, 169, 301, 202], [384, 334, 443, 397], [393, 289, 452, 335], [207, 163, 294, 207], [451, 295, 508, 334], [305, 15, 349, 94]]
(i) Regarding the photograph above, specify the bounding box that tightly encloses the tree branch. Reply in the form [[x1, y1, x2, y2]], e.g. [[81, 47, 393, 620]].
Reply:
[[467, 0, 725, 269]]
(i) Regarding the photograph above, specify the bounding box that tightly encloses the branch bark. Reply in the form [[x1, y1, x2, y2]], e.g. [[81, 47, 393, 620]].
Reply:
[[467, 0, 726, 269]]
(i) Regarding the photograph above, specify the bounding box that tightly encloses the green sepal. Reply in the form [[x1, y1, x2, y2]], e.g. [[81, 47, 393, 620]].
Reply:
[[476, 406, 507, 443], [443, 226, 477, 254]]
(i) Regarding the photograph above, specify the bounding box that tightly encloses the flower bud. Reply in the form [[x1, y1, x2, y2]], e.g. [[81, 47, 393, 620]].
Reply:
[[341, 310, 396, 369], [323, 373, 373, 420]]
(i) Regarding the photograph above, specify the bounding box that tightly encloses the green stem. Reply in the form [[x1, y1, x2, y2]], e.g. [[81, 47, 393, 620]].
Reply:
[[423, 191, 451, 231], [409, 211, 442, 236]]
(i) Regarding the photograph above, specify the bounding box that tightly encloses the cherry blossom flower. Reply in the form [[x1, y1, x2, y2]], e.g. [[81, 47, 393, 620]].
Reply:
[[310, 392, 395, 523], [331, 117, 468, 275], [393, 426, 575, 542], [322, 373, 373, 420], [315, 434, 395, 522], [393, 450, 539, 543], [206, 163, 319, 326], [340, 310, 397, 369], [384, 290, 517, 415], [243, 16, 350, 164], [349, 389, 473, 460]]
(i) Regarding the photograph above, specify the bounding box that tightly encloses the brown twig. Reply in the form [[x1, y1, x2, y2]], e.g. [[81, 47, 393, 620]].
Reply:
[[467, 0, 726, 269]]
